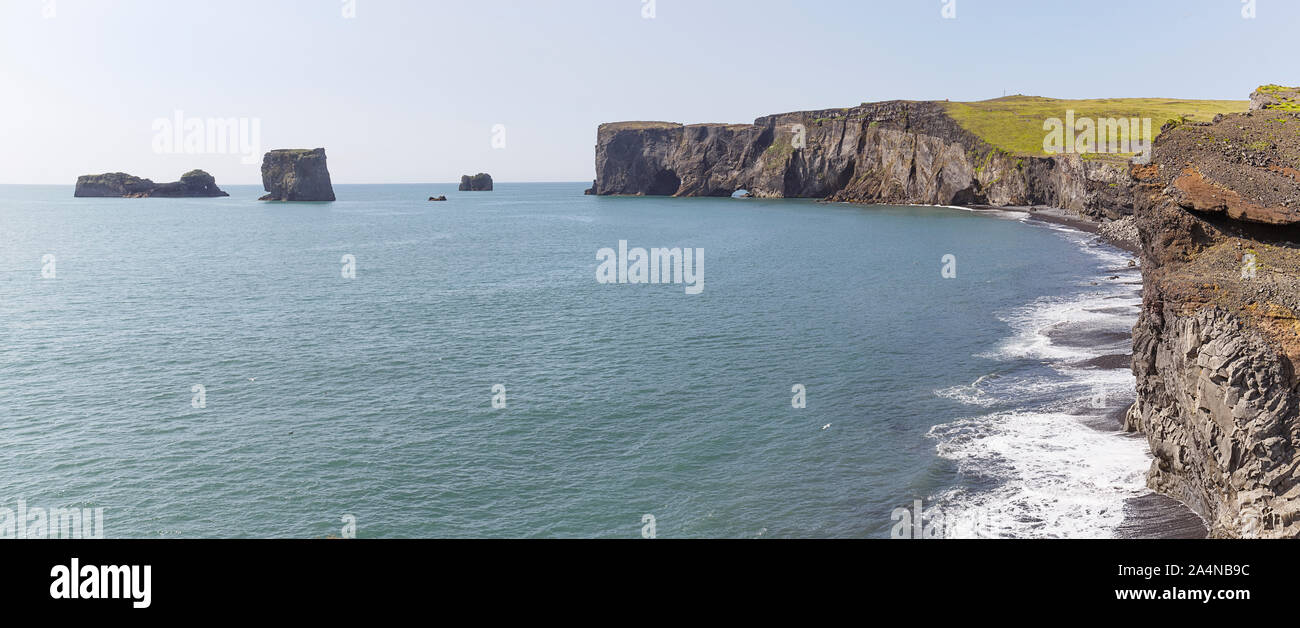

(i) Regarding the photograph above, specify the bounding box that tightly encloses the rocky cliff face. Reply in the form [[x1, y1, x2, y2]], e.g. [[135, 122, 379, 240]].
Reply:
[[259, 148, 336, 201], [75, 170, 229, 198], [588, 101, 1134, 219], [1126, 103, 1300, 537], [459, 173, 493, 191]]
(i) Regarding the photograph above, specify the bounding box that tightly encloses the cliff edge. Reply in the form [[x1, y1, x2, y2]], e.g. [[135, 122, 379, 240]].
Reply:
[[1126, 90, 1300, 537], [587, 97, 1243, 220]]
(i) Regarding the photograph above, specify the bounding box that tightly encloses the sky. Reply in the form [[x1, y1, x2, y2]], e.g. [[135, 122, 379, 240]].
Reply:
[[0, 0, 1295, 184]]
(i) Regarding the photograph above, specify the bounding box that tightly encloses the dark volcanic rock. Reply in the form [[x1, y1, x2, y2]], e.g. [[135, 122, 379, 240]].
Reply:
[[75, 173, 156, 197], [259, 148, 336, 201], [587, 102, 1136, 220], [428, 195, 447, 201], [1126, 87, 1300, 538], [1143, 110, 1300, 226], [459, 173, 493, 191], [147, 169, 229, 197], [74, 170, 229, 198]]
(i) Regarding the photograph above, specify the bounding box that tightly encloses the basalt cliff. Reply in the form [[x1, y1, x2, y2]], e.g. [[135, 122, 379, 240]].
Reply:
[[74, 169, 229, 198], [1124, 89, 1300, 538], [586, 100, 1135, 220], [591, 90, 1300, 537]]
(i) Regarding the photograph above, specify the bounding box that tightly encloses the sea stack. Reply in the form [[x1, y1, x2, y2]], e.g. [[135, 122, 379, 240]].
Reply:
[[459, 173, 493, 191], [74, 169, 229, 198], [259, 148, 336, 201]]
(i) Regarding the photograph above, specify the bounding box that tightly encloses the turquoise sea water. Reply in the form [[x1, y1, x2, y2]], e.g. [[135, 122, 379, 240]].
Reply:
[[0, 183, 1152, 538]]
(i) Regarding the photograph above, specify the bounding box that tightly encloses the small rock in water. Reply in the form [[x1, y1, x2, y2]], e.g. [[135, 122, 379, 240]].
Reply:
[[459, 173, 493, 191]]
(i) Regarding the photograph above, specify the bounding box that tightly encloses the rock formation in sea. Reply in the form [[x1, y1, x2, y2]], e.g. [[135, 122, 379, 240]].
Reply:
[[429, 195, 447, 201], [74, 169, 229, 198], [459, 173, 493, 191], [586, 102, 1135, 220], [1124, 94, 1300, 538], [259, 148, 336, 201]]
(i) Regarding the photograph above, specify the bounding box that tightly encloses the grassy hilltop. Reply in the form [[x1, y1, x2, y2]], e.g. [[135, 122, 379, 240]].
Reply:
[[943, 96, 1249, 159]]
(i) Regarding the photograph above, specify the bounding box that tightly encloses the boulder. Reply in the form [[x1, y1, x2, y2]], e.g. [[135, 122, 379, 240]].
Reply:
[[1249, 84, 1300, 111]]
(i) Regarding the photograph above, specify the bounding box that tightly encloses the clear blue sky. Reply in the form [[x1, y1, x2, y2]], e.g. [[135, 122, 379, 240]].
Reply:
[[1, 0, 1293, 184]]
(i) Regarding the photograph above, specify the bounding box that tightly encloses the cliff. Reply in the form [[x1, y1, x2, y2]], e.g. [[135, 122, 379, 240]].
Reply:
[[587, 101, 1151, 219], [459, 173, 493, 191], [74, 169, 229, 198], [1126, 96, 1300, 537], [259, 148, 336, 201]]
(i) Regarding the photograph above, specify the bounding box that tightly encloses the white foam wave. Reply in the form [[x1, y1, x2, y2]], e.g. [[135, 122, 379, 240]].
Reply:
[[937, 367, 1134, 412], [980, 287, 1139, 363], [936, 373, 1072, 408], [927, 410, 1151, 538], [927, 213, 1151, 538]]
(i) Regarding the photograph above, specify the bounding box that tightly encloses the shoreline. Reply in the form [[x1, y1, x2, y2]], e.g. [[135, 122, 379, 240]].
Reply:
[[967, 204, 1142, 255], [967, 203, 1207, 538], [1021, 210, 1207, 538], [837, 199, 1142, 255]]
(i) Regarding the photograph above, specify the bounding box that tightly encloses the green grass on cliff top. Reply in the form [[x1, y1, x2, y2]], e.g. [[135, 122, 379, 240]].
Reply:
[[943, 96, 1249, 157]]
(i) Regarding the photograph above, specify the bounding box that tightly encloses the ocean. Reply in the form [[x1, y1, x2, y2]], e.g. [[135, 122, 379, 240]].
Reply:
[[0, 182, 1181, 538]]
